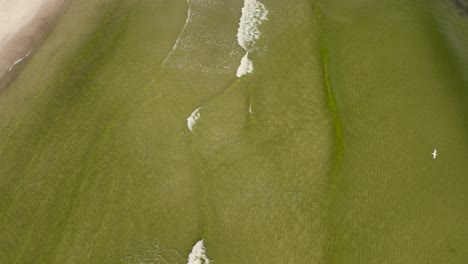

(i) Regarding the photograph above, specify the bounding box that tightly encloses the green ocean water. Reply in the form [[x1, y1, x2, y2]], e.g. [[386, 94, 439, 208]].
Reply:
[[0, 0, 467, 263]]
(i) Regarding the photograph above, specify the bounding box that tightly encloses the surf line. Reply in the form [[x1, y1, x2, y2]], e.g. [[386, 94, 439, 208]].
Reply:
[[236, 0, 268, 77], [186, 240, 210, 264], [163, 0, 193, 65], [8, 50, 32, 72]]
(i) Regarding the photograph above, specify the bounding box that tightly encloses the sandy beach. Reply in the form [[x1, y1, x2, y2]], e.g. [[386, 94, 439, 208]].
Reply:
[[0, 0, 69, 89]]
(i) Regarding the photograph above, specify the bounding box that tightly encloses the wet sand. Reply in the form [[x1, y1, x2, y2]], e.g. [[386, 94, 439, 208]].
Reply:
[[0, 0, 69, 90]]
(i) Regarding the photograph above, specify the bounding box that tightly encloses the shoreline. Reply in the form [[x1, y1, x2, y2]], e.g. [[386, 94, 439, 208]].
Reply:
[[0, 0, 70, 91]]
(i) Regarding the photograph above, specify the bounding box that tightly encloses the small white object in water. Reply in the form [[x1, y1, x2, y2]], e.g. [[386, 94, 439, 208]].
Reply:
[[432, 149, 437, 159], [187, 240, 210, 264], [236, 52, 254, 77], [187, 107, 201, 132]]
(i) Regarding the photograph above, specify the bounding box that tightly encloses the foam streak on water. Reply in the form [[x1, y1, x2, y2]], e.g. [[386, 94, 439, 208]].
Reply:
[[8, 50, 32, 72], [236, 0, 268, 77], [163, 0, 192, 65], [186, 240, 210, 264]]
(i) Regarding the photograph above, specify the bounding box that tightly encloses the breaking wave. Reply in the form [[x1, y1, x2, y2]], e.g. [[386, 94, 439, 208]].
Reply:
[[237, 0, 268, 51], [187, 107, 201, 132], [236, 52, 253, 77], [236, 0, 268, 77], [187, 240, 210, 264]]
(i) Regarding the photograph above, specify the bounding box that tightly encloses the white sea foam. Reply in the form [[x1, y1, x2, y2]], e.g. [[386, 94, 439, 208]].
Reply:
[[236, 0, 268, 77], [187, 107, 201, 132], [237, 0, 268, 51], [163, 1, 243, 74], [236, 52, 253, 77], [187, 240, 210, 264]]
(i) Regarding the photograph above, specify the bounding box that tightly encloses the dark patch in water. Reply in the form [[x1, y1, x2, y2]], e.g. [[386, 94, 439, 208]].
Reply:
[[451, 0, 468, 15]]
